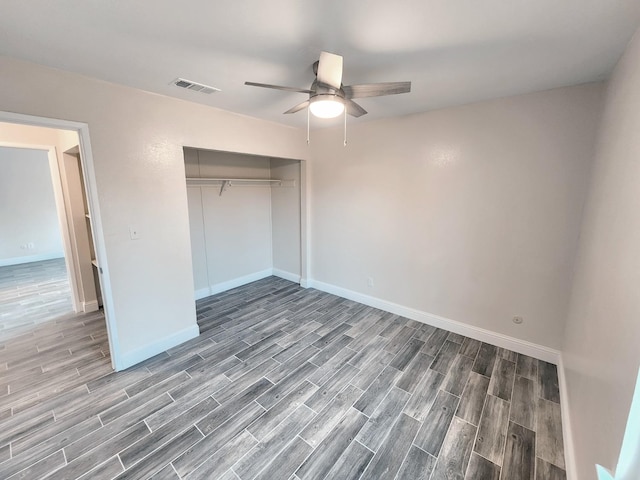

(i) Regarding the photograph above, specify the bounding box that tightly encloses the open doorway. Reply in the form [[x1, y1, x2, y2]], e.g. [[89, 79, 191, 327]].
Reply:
[[0, 146, 73, 334], [0, 112, 117, 369]]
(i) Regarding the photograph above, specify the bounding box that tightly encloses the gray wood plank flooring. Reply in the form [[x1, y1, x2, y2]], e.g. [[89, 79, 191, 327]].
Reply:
[[0, 258, 73, 337], [0, 276, 567, 479]]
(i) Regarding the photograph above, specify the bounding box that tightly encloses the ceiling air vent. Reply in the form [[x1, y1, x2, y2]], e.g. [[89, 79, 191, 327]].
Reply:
[[171, 78, 220, 94]]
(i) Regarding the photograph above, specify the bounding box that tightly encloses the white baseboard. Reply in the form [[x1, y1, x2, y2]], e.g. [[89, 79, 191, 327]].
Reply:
[[306, 279, 561, 364], [0, 252, 65, 267], [117, 324, 200, 371], [194, 287, 212, 301], [557, 354, 577, 480], [272, 268, 301, 283], [210, 269, 273, 295], [82, 299, 100, 313], [194, 269, 275, 300]]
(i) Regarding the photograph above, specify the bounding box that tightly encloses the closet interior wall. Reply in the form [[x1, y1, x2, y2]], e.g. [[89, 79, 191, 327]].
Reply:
[[184, 147, 301, 300], [270, 157, 301, 279]]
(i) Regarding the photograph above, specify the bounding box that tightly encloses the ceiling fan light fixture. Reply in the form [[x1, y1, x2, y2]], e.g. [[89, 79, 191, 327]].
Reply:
[[309, 95, 344, 118]]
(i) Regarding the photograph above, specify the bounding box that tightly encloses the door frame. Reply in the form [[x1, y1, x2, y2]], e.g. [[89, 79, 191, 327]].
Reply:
[[0, 110, 120, 369], [0, 140, 82, 313]]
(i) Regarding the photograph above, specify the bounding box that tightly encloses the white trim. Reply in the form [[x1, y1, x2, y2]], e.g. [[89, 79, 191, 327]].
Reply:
[[272, 268, 301, 283], [82, 299, 100, 313], [0, 252, 64, 267], [194, 268, 302, 300], [194, 287, 212, 301], [209, 268, 272, 294], [118, 324, 200, 371], [305, 279, 561, 364], [76, 123, 121, 370], [557, 354, 578, 480], [0, 111, 91, 131], [194, 269, 274, 300]]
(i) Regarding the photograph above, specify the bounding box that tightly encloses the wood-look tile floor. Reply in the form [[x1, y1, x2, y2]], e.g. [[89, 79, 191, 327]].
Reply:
[[0, 276, 566, 479], [0, 258, 73, 338]]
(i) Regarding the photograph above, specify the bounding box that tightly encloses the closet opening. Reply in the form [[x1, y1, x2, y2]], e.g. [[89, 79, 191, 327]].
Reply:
[[184, 147, 305, 301]]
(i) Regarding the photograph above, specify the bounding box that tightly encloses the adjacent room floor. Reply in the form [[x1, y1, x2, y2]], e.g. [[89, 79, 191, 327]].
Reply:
[[0, 277, 566, 479], [0, 258, 73, 338]]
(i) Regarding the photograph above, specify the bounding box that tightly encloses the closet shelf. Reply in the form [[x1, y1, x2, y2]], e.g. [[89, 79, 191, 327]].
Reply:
[[186, 177, 296, 196]]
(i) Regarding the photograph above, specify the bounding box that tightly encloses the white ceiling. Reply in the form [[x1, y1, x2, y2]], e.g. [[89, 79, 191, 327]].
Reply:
[[1, 1, 639, 127]]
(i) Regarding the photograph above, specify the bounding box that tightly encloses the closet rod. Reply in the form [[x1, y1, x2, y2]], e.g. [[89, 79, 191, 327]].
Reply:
[[185, 177, 296, 196]]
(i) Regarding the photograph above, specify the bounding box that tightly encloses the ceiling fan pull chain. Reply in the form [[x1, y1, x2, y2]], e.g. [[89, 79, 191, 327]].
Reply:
[[344, 107, 347, 147], [307, 107, 310, 145]]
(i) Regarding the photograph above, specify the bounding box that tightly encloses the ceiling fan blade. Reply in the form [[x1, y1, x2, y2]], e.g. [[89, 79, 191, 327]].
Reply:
[[316, 52, 343, 90], [284, 100, 310, 114], [245, 81, 312, 94], [343, 81, 411, 99], [345, 99, 367, 118]]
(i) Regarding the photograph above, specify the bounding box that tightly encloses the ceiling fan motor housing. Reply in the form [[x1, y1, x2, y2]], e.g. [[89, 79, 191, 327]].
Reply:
[[310, 81, 345, 101]]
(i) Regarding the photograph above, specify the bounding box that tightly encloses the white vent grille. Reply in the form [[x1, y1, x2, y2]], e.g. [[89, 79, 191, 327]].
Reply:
[[171, 78, 220, 94]]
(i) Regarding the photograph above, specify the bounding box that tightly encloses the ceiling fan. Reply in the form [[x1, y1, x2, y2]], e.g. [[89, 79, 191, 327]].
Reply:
[[245, 51, 411, 120]]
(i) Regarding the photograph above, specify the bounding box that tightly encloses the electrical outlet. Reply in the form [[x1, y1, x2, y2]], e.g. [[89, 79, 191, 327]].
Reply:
[[512, 316, 523, 325], [367, 277, 374, 288]]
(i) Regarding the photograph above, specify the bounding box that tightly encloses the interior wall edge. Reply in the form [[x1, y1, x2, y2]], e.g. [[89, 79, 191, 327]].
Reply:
[[304, 278, 561, 364], [117, 324, 200, 371]]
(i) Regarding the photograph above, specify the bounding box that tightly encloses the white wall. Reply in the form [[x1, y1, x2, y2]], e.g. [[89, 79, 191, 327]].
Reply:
[[0, 55, 309, 369], [310, 83, 603, 349], [271, 158, 301, 278], [0, 146, 64, 265], [562, 28, 640, 480]]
